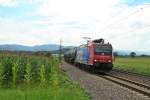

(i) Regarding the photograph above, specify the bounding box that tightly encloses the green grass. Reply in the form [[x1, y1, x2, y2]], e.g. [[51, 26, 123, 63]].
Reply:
[[0, 53, 90, 100], [114, 57, 150, 76]]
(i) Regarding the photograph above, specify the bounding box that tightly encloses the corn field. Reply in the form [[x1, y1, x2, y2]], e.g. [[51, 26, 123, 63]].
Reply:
[[0, 53, 59, 88]]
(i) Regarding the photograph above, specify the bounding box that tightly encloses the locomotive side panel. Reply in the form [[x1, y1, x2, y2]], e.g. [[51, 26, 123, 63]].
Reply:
[[75, 45, 90, 65]]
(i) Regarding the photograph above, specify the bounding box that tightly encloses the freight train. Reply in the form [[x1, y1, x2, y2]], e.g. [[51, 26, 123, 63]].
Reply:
[[64, 38, 113, 72]]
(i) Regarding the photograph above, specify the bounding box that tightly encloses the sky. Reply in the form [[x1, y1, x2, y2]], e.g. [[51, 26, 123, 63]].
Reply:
[[0, 0, 150, 51]]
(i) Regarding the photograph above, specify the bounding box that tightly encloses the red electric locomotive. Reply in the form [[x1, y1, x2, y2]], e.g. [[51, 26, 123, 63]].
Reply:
[[74, 38, 113, 72], [64, 38, 113, 72]]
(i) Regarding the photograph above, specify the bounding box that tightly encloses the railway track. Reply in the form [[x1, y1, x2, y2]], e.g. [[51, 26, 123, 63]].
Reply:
[[110, 69, 150, 86], [99, 73, 150, 97], [65, 62, 150, 98], [112, 69, 150, 79]]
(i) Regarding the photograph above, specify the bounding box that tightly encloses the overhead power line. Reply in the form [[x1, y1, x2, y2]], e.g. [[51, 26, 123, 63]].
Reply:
[[98, 4, 150, 33], [107, 25, 150, 40]]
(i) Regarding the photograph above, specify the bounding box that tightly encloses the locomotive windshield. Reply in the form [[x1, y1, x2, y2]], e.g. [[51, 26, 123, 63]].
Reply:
[[94, 45, 112, 55]]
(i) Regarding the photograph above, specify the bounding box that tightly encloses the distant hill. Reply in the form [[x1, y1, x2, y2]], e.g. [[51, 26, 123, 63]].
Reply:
[[0, 44, 149, 55], [0, 44, 73, 52]]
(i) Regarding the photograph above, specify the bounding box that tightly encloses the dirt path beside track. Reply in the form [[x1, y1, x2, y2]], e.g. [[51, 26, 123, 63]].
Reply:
[[61, 62, 150, 100]]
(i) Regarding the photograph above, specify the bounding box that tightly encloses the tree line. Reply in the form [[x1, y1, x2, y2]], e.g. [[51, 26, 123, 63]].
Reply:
[[113, 51, 150, 58]]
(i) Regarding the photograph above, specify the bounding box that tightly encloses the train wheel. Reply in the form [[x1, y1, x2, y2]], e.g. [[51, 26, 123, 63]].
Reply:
[[87, 65, 91, 72], [90, 66, 95, 73], [107, 63, 113, 70], [74, 62, 77, 66]]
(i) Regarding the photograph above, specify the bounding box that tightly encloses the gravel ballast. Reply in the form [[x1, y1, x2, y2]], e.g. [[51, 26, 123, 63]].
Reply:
[[61, 62, 150, 100]]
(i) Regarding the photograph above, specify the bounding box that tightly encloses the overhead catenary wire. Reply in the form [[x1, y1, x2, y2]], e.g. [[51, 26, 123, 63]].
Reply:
[[97, 4, 150, 33], [108, 25, 150, 39]]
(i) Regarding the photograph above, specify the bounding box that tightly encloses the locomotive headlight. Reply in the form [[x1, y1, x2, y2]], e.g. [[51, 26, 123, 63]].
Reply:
[[94, 59, 97, 62], [108, 60, 111, 62]]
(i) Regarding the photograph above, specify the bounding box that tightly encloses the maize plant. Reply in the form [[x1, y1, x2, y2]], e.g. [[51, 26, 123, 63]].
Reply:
[[0, 53, 58, 88]]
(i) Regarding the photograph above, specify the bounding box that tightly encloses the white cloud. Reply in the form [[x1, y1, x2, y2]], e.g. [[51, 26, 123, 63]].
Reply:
[[0, 0, 150, 51], [35, 0, 121, 21], [0, 0, 18, 6]]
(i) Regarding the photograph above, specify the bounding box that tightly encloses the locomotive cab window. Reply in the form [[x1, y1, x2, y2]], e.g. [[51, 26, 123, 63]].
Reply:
[[94, 46, 112, 55]]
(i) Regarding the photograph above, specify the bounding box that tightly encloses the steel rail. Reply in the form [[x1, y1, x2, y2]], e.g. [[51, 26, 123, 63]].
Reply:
[[99, 74, 150, 97]]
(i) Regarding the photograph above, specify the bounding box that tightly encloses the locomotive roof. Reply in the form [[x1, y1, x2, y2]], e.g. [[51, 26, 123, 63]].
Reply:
[[92, 38, 104, 43], [93, 43, 112, 49], [93, 42, 112, 45]]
